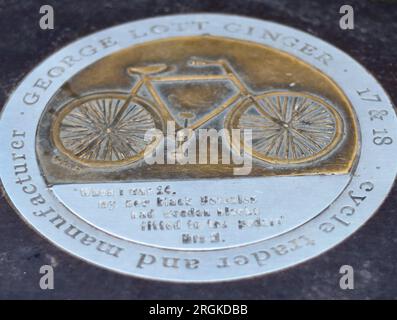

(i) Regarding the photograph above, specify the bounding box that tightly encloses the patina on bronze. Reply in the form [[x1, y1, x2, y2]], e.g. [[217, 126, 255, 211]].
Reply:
[[38, 35, 358, 184]]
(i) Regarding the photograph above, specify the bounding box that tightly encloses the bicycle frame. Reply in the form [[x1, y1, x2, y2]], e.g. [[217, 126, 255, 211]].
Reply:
[[127, 59, 256, 130]]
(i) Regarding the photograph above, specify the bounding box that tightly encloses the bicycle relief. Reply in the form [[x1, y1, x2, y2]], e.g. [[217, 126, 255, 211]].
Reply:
[[51, 58, 344, 169]]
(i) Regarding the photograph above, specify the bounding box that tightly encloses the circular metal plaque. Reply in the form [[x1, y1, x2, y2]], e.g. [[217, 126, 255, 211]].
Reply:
[[1, 14, 396, 282]]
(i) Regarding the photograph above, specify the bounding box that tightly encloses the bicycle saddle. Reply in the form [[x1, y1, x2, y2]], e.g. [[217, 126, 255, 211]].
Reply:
[[127, 64, 168, 75]]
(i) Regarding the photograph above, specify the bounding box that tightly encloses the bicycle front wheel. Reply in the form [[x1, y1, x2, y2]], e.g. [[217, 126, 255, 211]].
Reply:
[[226, 91, 343, 164]]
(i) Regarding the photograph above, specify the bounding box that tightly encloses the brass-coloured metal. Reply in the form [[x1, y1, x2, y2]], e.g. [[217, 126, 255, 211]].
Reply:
[[37, 35, 359, 183], [225, 91, 343, 164], [52, 93, 165, 167]]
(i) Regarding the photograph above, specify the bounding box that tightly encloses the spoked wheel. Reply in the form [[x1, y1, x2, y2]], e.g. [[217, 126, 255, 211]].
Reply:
[[52, 93, 164, 167], [226, 91, 343, 164]]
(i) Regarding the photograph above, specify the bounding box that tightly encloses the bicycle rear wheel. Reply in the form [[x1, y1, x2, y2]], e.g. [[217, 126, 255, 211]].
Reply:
[[52, 92, 164, 167]]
